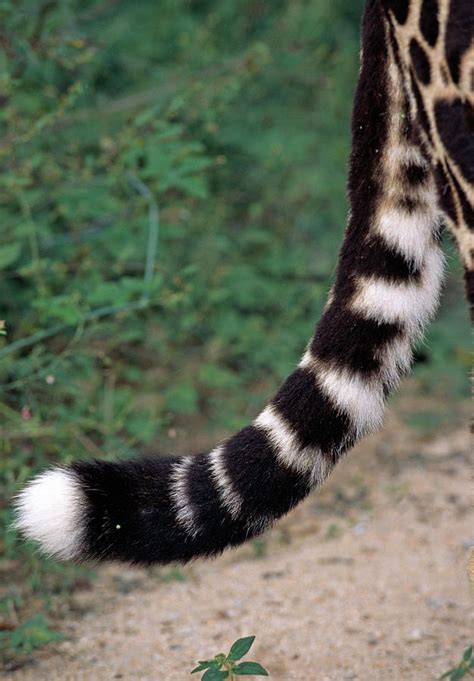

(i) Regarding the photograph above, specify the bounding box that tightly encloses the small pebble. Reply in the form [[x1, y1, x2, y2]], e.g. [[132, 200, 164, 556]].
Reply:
[[367, 631, 382, 645], [354, 521, 368, 536], [426, 596, 444, 609], [407, 628, 423, 642]]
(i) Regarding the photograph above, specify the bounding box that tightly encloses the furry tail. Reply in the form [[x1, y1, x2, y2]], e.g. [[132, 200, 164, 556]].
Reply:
[[14, 2, 445, 565]]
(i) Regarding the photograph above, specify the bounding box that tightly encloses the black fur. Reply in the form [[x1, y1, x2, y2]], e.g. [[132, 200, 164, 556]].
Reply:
[[434, 162, 458, 224], [465, 101, 474, 133], [403, 161, 429, 187], [72, 457, 197, 564], [435, 99, 474, 183], [465, 269, 474, 319], [272, 368, 351, 457], [311, 308, 403, 375], [224, 426, 312, 518], [409, 71, 433, 144], [349, 0, 389, 243], [445, 0, 474, 83], [419, 0, 439, 46], [172, 452, 267, 556], [383, 0, 409, 24], [445, 163, 474, 230], [351, 234, 422, 283], [410, 38, 431, 85]]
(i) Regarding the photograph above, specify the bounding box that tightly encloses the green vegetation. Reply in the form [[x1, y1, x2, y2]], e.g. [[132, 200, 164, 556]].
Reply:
[[192, 635, 268, 679], [440, 646, 474, 680], [0, 613, 63, 659], [0, 0, 470, 665]]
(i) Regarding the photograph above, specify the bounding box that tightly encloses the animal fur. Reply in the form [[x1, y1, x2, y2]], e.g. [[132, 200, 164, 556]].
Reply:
[[15, 0, 473, 565]]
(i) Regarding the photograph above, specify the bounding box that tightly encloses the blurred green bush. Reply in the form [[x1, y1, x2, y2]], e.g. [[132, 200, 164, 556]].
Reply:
[[0, 0, 470, 629]]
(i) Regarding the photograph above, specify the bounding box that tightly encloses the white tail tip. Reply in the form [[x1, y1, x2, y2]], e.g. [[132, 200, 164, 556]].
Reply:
[[14, 468, 84, 561]]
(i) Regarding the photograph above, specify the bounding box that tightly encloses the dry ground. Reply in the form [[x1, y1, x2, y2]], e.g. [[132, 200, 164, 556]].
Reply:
[[7, 405, 474, 681]]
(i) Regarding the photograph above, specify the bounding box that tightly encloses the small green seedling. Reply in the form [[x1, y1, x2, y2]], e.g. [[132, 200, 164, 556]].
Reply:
[[159, 567, 186, 582], [440, 646, 474, 680], [191, 635, 269, 680], [251, 539, 267, 559], [0, 614, 64, 656]]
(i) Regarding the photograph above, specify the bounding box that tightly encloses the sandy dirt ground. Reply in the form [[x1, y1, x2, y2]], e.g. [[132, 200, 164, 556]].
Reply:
[[7, 409, 474, 681]]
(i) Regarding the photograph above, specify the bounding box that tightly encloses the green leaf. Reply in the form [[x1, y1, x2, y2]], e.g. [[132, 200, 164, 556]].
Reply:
[[440, 670, 456, 679], [0, 242, 21, 269], [228, 636, 256, 661], [133, 108, 158, 127], [160, 567, 186, 583], [450, 669, 467, 681], [462, 647, 472, 662], [175, 175, 209, 199], [164, 381, 198, 414], [201, 669, 228, 681], [191, 660, 214, 674], [9, 614, 64, 654], [234, 661, 269, 676]]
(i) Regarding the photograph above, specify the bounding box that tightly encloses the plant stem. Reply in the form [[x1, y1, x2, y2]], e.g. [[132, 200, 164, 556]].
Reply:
[[126, 172, 160, 303], [0, 298, 152, 360], [0, 177, 159, 362], [18, 191, 46, 296]]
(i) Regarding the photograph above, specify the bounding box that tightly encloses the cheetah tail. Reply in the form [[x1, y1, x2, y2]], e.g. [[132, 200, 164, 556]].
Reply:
[[13, 1, 444, 565]]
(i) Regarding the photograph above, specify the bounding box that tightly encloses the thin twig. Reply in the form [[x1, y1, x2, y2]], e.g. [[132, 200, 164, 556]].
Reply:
[[7, 600, 20, 626], [0, 299, 150, 360], [29, 1, 58, 49], [1, 317, 86, 392], [1, 427, 56, 439], [61, 53, 245, 125], [70, 426, 103, 457], [0, 401, 25, 425], [127, 172, 160, 302]]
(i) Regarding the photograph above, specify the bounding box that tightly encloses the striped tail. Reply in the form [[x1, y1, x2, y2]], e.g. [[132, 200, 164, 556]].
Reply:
[[14, 2, 445, 565]]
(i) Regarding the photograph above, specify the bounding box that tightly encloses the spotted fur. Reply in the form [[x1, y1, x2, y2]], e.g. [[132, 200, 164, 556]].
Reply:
[[14, 0, 473, 565]]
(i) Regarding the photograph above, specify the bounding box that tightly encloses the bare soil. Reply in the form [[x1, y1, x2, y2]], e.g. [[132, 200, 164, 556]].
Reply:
[[8, 406, 474, 681]]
